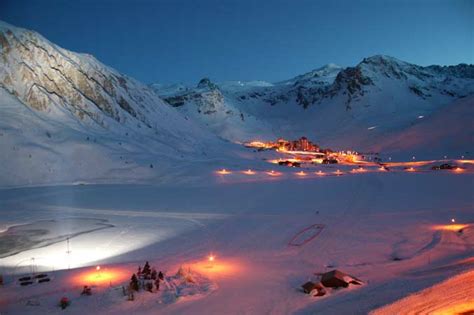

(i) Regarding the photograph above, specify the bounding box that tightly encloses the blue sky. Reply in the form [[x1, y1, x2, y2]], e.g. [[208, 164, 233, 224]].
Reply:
[[1, 0, 472, 85]]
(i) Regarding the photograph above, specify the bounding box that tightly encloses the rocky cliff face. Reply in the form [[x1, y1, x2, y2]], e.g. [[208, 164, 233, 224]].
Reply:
[[0, 21, 230, 187], [151, 78, 275, 141], [0, 20, 217, 147]]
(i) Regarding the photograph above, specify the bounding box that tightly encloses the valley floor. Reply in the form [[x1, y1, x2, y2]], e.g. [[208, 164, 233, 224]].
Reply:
[[0, 171, 473, 314]]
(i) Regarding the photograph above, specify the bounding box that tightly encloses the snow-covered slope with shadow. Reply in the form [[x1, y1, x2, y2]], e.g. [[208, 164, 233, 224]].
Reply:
[[0, 21, 242, 187]]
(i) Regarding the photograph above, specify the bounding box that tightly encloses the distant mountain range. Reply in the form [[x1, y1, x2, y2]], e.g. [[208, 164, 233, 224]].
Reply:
[[1, 20, 473, 186], [151, 55, 474, 154]]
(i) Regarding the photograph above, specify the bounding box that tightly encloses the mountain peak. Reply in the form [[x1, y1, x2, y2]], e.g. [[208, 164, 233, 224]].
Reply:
[[197, 77, 219, 90], [317, 63, 342, 71], [359, 55, 410, 68]]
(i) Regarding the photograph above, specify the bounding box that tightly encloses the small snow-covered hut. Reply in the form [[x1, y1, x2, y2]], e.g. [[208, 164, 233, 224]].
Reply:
[[301, 281, 326, 296], [320, 269, 362, 288]]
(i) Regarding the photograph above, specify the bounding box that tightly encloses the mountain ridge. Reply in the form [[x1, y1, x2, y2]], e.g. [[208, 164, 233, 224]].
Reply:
[[151, 55, 474, 144], [0, 20, 473, 186]]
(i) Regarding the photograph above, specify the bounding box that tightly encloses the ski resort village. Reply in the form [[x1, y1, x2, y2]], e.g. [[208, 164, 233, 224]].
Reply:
[[0, 1, 473, 314]]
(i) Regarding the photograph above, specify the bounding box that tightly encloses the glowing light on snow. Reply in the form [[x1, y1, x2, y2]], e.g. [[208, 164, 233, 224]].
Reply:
[[316, 170, 325, 176], [418, 115, 424, 119], [433, 218, 471, 231], [217, 169, 231, 175], [243, 169, 256, 175], [378, 166, 387, 171], [457, 159, 474, 164], [454, 167, 463, 173], [71, 266, 129, 286], [432, 221, 469, 231], [433, 302, 474, 315], [190, 258, 244, 277], [311, 158, 324, 164], [406, 167, 416, 172], [335, 170, 343, 175], [295, 171, 307, 176], [0, 225, 170, 272], [244, 141, 276, 149], [384, 160, 436, 167], [266, 170, 281, 176]]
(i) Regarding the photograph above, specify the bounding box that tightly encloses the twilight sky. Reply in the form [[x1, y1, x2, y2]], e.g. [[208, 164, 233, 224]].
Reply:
[[1, 0, 472, 85]]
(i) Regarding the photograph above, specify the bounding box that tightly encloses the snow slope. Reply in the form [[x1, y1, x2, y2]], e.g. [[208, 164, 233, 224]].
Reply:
[[151, 78, 277, 142], [0, 171, 472, 314], [372, 95, 474, 159], [371, 269, 474, 315], [0, 20, 242, 187]]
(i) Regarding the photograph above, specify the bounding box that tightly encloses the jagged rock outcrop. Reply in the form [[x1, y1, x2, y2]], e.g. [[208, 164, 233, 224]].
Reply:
[[151, 78, 274, 141], [0, 20, 228, 187], [0, 20, 214, 142]]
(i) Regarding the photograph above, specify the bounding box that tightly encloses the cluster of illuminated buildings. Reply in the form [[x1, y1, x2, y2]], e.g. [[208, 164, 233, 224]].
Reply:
[[245, 137, 330, 153], [244, 137, 364, 166]]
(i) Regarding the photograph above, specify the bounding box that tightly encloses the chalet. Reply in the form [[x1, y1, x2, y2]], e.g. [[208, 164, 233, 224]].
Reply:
[[320, 270, 362, 288]]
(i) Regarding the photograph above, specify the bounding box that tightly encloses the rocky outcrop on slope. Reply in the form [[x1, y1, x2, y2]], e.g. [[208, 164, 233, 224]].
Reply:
[[0, 20, 203, 137]]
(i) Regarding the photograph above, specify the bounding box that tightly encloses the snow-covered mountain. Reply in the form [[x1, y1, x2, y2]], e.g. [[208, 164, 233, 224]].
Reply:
[[0, 21, 232, 187], [151, 78, 276, 141], [152, 55, 474, 155], [1, 19, 472, 186]]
